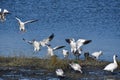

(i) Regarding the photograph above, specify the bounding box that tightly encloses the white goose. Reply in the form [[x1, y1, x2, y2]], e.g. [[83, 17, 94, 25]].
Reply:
[[73, 48, 82, 59], [23, 38, 41, 52], [0, 9, 10, 22], [62, 49, 69, 58], [65, 38, 91, 59], [46, 45, 65, 56], [91, 51, 103, 59], [23, 33, 54, 52], [15, 17, 38, 32], [65, 38, 76, 53], [69, 62, 82, 73], [65, 38, 92, 53], [103, 54, 118, 72], [39, 33, 54, 47], [56, 69, 65, 77]]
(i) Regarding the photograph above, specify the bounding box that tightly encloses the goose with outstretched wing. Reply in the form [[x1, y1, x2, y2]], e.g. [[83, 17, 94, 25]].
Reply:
[[40, 33, 54, 47], [23, 38, 41, 52], [22, 33, 54, 52], [16, 17, 38, 32], [46, 45, 65, 56], [0, 9, 10, 22]]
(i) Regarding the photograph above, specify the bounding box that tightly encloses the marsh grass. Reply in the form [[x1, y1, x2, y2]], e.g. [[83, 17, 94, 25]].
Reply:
[[0, 56, 119, 71]]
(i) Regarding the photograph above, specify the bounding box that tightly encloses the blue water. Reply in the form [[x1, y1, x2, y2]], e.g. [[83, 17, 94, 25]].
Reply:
[[0, 0, 120, 61]]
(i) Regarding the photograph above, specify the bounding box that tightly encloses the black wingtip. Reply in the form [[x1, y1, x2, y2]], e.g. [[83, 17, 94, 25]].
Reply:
[[57, 46, 65, 50], [61, 46, 66, 48], [33, 19, 39, 22], [83, 40, 92, 45], [65, 39, 71, 44], [23, 38, 25, 41], [49, 33, 54, 41]]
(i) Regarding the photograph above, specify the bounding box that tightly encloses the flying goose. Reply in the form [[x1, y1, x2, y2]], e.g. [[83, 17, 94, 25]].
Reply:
[[23, 33, 54, 52], [23, 38, 41, 52], [65, 38, 92, 53], [39, 33, 54, 47], [0, 8, 10, 22], [15, 17, 38, 32], [103, 54, 118, 72], [46, 44, 65, 56]]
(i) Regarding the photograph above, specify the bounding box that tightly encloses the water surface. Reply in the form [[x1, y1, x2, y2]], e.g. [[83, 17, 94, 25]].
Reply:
[[0, 0, 120, 61]]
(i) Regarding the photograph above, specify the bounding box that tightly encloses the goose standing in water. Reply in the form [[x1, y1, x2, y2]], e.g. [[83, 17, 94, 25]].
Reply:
[[103, 54, 118, 72], [69, 62, 82, 73], [23, 33, 54, 52], [46, 44, 65, 57], [56, 69, 65, 77], [91, 51, 103, 60], [15, 17, 38, 32], [0, 9, 10, 22]]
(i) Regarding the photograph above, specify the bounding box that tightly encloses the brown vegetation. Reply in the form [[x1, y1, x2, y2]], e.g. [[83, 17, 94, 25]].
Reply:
[[0, 56, 119, 71]]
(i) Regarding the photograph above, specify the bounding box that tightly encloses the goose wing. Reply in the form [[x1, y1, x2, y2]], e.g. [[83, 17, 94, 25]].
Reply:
[[53, 46, 65, 51], [41, 33, 54, 46], [65, 38, 75, 44], [76, 39, 92, 48], [0, 9, 1, 18], [0, 8, 2, 12], [65, 39, 71, 44], [24, 19, 38, 24], [16, 17, 22, 23], [23, 38, 33, 44], [3, 9, 10, 14], [0, 8, 1, 13]]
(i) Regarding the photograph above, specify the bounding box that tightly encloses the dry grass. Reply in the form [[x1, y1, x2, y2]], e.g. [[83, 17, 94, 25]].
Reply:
[[0, 56, 119, 71]]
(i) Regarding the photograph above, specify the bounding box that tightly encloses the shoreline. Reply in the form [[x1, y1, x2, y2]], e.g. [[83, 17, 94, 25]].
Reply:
[[0, 56, 120, 79], [0, 56, 119, 69]]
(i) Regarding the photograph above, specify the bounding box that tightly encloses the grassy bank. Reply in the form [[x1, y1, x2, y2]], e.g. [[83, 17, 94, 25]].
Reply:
[[0, 56, 119, 71], [0, 56, 120, 80]]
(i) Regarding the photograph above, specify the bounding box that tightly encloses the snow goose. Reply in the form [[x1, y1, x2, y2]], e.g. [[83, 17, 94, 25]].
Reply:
[[65, 38, 76, 53], [62, 49, 69, 59], [69, 62, 82, 73], [23, 33, 54, 52], [16, 17, 38, 32], [91, 51, 103, 59], [23, 38, 41, 52], [103, 54, 118, 72], [65, 38, 91, 59], [56, 69, 65, 77], [39, 33, 54, 47], [65, 38, 91, 53], [76, 39, 92, 49], [0, 9, 10, 22], [46, 44, 65, 56], [73, 48, 82, 60]]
